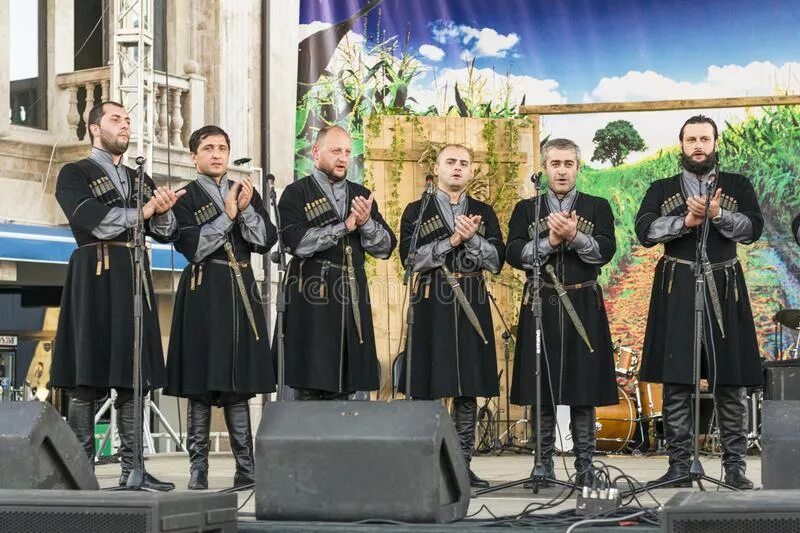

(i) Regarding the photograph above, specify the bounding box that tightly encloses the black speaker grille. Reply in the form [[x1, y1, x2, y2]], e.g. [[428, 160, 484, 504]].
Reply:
[[0, 509, 148, 533], [672, 516, 800, 533]]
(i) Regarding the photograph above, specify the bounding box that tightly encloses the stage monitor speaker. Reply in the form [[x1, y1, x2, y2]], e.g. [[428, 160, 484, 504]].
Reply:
[[0, 401, 99, 490], [764, 360, 800, 401], [0, 489, 237, 533], [762, 399, 800, 489], [662, 490, 800, 532], [255, 400, 470, 523]]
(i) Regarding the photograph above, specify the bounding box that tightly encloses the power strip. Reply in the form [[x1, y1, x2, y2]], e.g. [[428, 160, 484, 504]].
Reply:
[[575, 486, 622, 515]]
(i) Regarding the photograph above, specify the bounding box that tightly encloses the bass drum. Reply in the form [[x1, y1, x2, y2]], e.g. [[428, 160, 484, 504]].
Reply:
[[552, 387, 637, 454], [595, 387, 637, 453], [638, 381, 663, 419]]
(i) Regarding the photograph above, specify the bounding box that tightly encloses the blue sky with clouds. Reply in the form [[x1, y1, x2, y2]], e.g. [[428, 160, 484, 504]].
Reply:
[[301, 0, 799, 102], [300, 0, 800, 163]]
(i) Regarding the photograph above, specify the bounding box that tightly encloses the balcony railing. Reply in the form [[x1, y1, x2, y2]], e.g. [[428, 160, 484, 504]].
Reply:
[[55, 64, 205, 149]]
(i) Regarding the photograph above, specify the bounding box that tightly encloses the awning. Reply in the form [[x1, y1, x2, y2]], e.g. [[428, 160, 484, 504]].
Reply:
[[0, 223, 187, 271]]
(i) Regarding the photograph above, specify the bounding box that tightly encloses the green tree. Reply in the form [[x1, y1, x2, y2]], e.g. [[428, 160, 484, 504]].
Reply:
[[591, 120, 647, 167]]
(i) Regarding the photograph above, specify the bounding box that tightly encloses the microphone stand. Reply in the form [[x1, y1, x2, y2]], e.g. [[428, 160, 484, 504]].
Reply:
[[486, 290, 528, 454], [127, 155, 147, 490], [402, 178, 434, 399], [625, 164, 738, 496], [266, 175, 289, 401], [478, 174, 575, 496]]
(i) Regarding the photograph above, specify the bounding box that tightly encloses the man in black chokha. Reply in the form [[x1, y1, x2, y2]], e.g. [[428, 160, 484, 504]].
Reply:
[[636, 115, 762, 490], [507, 138, 617, 487], [165, 125, 277, 490], [398, 143, 505, 488], [53, 101, 182, 491], [278, 125, 396, 401]]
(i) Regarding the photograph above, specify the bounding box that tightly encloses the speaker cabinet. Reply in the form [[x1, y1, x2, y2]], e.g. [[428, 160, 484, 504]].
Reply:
[[255, 400, 470, 523]]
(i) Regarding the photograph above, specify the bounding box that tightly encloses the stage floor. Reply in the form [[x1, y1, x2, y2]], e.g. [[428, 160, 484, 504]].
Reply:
[[94, 451, 761, 531]]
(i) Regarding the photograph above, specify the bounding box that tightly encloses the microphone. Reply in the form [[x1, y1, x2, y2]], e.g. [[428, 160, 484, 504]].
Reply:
[[706, 164, 718, 195], [233, 157, 252, 166], [425, 174, 434, 196], [530, 172, 542, 186], [265, 173, 276, 184], [135, 156, 146, 166]]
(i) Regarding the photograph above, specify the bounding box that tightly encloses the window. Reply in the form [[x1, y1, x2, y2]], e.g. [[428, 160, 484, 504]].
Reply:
[[9, 0, 47, 129], [153, 0, 166, 72], [74, 0, 108, 71]]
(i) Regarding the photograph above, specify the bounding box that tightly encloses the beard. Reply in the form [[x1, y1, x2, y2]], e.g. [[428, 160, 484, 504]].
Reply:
[[99, 128, 129, 156], [317, 163, 347, 182], [681, 150, 717, 175]]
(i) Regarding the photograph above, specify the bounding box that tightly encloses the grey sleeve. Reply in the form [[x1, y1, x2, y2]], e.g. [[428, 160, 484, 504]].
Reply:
[[91, 207, 138, 239], [521, 237, 555, 269], [193, 214, 234, 262], [712, 209, 754, 242], [462, 234, 501, 274], [237, 204, 268, 247], [358, 218, 392, 259], [566, 231, 603, 264], [293, 222, 348, 258], [645, 215, 691, 243], [411, 237, 453, 272], [149, 210, 177, 240]]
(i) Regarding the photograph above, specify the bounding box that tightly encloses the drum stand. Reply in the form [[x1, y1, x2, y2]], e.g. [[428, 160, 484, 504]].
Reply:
[[746, 391, 762, 451], [487, 289, 532, 455], [94, 390, 186, 462]]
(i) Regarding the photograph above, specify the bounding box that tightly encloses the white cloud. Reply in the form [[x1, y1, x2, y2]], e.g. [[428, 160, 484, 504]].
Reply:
[[298, 21, 332, 41], [418, 44, 445, 62], [408, 66, 565, 115], [589, 61, 800, 102], [562, 61, 800, 167], [431, 20, 460, 44], [429, 20, 520, 60], [466, 27, 520, 58]]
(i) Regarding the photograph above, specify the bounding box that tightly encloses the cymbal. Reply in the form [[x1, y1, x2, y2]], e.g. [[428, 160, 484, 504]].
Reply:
[[774, 309, 800, 330]]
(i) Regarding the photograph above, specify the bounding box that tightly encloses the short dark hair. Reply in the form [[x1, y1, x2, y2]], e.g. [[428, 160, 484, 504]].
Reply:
[[314, 125, 350, 146], [188, 125, 231, 153], [436, 143, 473, 164], [679, 115, 718, 141], [87, 101, 125, 143]]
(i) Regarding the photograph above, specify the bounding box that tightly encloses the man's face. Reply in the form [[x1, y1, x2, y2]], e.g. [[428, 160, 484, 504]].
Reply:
[[313, 129, 352, 180], [191, 134, 230, 178], [434, 146, 472, 192], [92, 105, 130, 155], [681, 122, 718, 171], [544, 147, 579, 196]]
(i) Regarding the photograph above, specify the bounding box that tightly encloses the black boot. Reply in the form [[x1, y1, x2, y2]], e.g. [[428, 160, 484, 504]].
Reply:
[[649, 384, 692, 488], [571, 406, 596, 487], [452, 397, 488, 488], [68, 396, 96, 468], [524, 404, 556, 489], [187, 400, 211, 490], [116, 397, 175, 491], [224, 401, 255, 488], [716, 386, 754, 490]]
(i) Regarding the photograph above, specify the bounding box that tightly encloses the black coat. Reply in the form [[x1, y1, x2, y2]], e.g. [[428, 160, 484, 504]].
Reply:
[[635, 172, 763, 386], [165, 180, 278, 397], [397, 195, 504, 399], [507, 192, 618, 407], [278, 176, 397, 393], [52, 159, 171, 391]]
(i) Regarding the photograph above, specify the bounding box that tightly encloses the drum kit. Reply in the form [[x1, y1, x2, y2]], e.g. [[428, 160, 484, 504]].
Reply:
[[555, 343, 664, 454]]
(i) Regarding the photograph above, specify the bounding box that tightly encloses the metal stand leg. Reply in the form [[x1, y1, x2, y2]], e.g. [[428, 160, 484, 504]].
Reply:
[[94, 390, 186, 462]]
